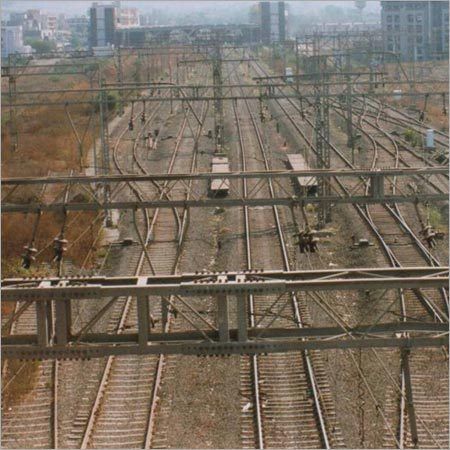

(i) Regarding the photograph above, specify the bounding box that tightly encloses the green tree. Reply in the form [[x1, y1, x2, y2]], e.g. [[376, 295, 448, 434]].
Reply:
[[70, 35, 81, 49], [24, 39, 56, 54]]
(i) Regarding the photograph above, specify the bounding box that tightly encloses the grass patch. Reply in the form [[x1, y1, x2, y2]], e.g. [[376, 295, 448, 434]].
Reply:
[[403, 128, 421, 147], [428, 205, 444, 229], [2, 360, 41, 409]]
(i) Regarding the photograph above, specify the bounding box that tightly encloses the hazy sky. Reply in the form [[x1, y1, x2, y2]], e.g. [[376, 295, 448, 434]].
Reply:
[[3, 1, 381, 16]]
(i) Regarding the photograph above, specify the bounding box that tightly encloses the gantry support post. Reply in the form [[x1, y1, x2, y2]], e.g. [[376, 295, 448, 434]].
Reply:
[[99, 76, 113, 227], [115, 46, 124, 116], [89, 70, 98, 177], [137, 296, 150, 349], [315, 55, 332, 228], [370, 174, 384, 200], [295, 36, 300, 94], [346, 53, 355, 164], [368, 39, 374, 94], [8, 54, 18, 152], [36, 301, 51, 347], [217, 293, 230, 342], [236, 295, 248, 342], [213, 38, 224, 153], [401, 349, 419, 447], [161, 298, 169, 332], [54, 299, 71, 345]]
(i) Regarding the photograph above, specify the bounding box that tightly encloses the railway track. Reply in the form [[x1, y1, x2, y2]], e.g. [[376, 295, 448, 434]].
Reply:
[[232, 65, 344, 449], [359, 90, 448, 450], [1, 307, 57, 449], [75, 72, 210, 448], [1, 60, 205, 449], [250, 58, 448, 449], [1, 49, 448, 450]]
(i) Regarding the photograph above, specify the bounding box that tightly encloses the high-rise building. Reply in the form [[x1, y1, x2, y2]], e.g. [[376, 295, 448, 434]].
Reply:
[[259, 1, 286, 44], [1, 25, 33, 58], [89, 2, 117, 48], [381, 1, 449, 61]]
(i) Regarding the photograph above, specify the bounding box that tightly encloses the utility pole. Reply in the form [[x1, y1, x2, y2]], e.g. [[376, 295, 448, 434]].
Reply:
[[314, 55, 331, 228], [115, 46, 124, 116], [8, 54, 18, 152], [99, 77, 113, 227], [368, 39, 374, 94], [346, 53, 355, 164], [89, 70, 98, 176], [295, 36, 300, 93], [212, 38, 224, 154]]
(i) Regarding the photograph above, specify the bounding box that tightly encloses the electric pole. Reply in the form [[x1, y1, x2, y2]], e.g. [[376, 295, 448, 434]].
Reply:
[[212, 39, 224, 154]]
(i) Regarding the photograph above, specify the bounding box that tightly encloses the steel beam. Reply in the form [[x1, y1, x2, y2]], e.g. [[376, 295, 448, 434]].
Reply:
[[7, 321, 444, 346], [3, 91, 447, 109], [2, 267, 448, 300], [3, 336, 447, 360], [3, 167, 447, 186], [3, 192, 447, 214]]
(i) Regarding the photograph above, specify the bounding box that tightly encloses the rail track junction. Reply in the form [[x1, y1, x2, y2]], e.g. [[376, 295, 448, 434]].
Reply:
[[1, 35, 449, 449]]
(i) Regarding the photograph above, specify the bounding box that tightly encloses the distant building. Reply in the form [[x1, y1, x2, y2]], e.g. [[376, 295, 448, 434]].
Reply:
[[8, 12, 27, 27], [1, 25, 33, 58], [381, 1, 449, 61], [118, 8, 140, 27], [45, 15, 58, 33], [67, 16, 89, 34], [57, 14, 68, 31], [259, 1, 286, 44], [89, 2, 117, 48]]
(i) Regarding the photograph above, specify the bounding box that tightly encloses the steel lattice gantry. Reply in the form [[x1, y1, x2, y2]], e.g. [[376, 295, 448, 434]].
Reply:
[[2, 167, 448, 214], [1, 267, 448, 360]]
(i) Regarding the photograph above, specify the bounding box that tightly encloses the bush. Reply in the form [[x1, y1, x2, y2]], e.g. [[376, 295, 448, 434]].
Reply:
[[94, 92, 118, 113], [403, 128, 420, 147]]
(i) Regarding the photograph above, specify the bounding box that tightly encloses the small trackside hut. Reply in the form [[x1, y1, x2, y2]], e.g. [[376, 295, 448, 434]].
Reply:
[[209, 156, 230, 197], [287, 153, 318, 196]]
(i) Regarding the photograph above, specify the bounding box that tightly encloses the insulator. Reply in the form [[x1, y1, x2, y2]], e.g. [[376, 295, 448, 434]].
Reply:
[[141, 112, 146, 123], [128, 120, 134, 131]]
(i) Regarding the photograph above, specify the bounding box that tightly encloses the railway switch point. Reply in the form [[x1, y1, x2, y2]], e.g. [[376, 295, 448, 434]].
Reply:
[[351, 238, 374, 249]]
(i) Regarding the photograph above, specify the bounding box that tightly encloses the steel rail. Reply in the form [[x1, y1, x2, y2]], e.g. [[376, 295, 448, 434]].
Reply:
[[362, 94, 443, 448], [232, 85, 264, 449], [251, 60, 447, 309], [328, 98, 449, 188], [252, 57, 448, 448], [143, 86, 210, 450], [285, 57, 448, 446], [237, 68, 333, 449], [80, 62, 211, 448], [361, 98, 413, 448], [80, 89, 166, 450]]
